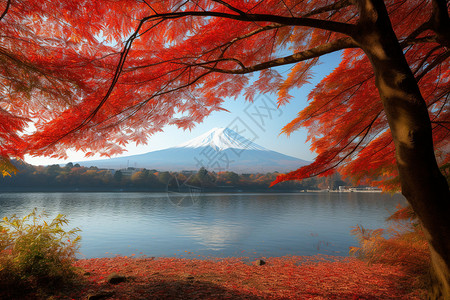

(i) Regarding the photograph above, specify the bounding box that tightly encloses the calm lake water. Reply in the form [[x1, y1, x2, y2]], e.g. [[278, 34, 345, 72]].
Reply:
[[0, 192, 406, 259]]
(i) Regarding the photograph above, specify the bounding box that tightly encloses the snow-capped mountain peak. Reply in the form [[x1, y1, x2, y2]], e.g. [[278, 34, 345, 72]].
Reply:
[[71, 127, 309, 172], [177, 127, 267, 151]]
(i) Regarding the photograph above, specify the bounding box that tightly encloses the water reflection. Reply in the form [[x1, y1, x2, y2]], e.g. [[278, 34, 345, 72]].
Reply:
[[178, 222, 246, 250], [0, 192, 406, 259]]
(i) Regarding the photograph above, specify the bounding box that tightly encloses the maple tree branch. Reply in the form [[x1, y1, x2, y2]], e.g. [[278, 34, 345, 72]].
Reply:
[[135, 36, 355, 78], [428, 87, 450, 109], [100, 42, 248, 130], [56, 7, 357, 141], [198, 37, 357, 74], [141, 0, 159, 14], [412, 45, 442, 75], [220, 23, 285, 51], [51, 18, 149, 143], [141, 11, 355, 36], [98, 68, 214, 130], [307, 75, 373, 120], [176, 58, 246, 70], [303, 0, 353, 18], [432, 122, 450, 133], [416, 49, 450, 81], [280, 0, 295, 18], [403, 0, 450, 48], [121, 65, 190, 85], [404, 22, 431, 43], [0, 47, 78, 101], [272, 112, 384, 184], [0, 0, 11, 22], [211, 0, 246, 16], [137, 0, 189, 38], [97, 49, 231, 129], [400, 35, 438, 47], [127, 25, 286, 73], [193, 24, 286, 65], [430, 0, 450, 47], [123, 57, 192, 72], [309, 110, 383, 178], [430, 92, 449, 124]]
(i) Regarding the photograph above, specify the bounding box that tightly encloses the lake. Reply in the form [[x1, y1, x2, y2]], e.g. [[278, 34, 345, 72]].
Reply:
[[0, 192, 406, 259]]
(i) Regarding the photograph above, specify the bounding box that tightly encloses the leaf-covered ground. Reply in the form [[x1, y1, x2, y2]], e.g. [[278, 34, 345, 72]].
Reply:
[[56, 255, 426, 299]]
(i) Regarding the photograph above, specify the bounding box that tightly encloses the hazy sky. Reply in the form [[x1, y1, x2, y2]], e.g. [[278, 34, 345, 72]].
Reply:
[[25, 52, 341, 166]]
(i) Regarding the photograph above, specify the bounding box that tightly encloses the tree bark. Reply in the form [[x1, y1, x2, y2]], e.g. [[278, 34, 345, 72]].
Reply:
[[353, 0, 450, 298]]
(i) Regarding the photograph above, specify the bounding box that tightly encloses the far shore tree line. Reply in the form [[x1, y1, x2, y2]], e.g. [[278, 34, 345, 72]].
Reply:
[[0, 162, 350, 192]]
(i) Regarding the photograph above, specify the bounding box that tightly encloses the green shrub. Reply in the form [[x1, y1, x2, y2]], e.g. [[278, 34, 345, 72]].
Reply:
[[0, 209, 81, 293]]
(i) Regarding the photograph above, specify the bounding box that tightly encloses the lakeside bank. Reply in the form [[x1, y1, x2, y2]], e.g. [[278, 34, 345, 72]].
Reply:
[[2, 255, 426, 299]]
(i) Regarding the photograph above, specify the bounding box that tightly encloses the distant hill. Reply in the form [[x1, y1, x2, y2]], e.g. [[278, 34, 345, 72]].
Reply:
[[76, 127, 309, 173]]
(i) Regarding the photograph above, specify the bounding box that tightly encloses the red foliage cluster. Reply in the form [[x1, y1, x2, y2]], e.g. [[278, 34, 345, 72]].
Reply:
[[63, 255, 425, 299]]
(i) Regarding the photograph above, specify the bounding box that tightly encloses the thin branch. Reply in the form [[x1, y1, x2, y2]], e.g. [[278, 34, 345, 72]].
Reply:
[[392, 1, 430, 44], [141, 0, 158, 14], [126, 24, 285, 74], [190, 0, 206, 12], [204, 24, 286, 60], [98, 68, 214, 130], [279, 0, 295, 18], [416, 50, 450, 81], [49, 18, 148, 144], [137, 1, 188, 38], [427, 87, 450, 109], [175, 58, 246, 70], [430, 92, 449, 125], [306, 75, 373, 120], [303, 0, 352, 18], [400, 35, 437, 47], [404, 20, 431, 43], [0, 47, 78, 100], [311, 111, 382, 177], [432, 122, 450, 132], [198, 37, 357, 74], [412, 45, 442, 75], [211, 0, 246, 16], [129, 29, 354, 77], [0, 0, 11, 22]]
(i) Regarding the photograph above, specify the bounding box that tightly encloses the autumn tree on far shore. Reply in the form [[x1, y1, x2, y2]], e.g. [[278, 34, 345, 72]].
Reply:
[[0, 0, 449, 297]]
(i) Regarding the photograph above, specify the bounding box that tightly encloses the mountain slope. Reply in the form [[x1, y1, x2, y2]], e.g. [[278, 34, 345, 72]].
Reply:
[[77, 128, 309, 173], [178, 127, 267, 151]]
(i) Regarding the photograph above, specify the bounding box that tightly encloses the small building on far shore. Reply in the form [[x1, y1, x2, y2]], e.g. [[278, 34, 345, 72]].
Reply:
[[339, 186, 382, 192]]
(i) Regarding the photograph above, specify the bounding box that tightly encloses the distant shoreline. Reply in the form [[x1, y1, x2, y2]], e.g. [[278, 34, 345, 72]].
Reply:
[[0, 187, 307, 193], [0, 187, 384, 193]]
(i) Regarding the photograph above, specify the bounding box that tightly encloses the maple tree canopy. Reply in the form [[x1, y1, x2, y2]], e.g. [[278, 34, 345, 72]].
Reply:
[[0, 0, 448, 189], [2, 1, 450, 295]]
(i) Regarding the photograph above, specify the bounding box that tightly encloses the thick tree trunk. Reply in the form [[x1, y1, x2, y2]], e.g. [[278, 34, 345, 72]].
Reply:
[[354, 0, 450, 298]]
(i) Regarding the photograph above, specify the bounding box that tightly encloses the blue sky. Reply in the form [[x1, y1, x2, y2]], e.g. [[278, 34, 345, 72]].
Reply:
[[25, 52, 341, 166]]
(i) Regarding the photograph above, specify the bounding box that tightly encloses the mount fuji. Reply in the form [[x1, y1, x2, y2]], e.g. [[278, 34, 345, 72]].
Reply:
[[76, 128, 309, 173]]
